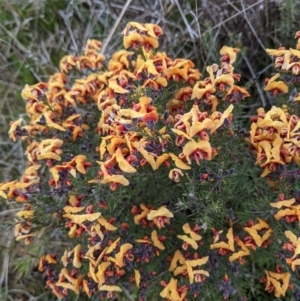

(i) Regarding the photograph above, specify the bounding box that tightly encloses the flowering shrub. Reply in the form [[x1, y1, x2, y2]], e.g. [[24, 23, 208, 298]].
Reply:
[[2, 22, 300, 300]]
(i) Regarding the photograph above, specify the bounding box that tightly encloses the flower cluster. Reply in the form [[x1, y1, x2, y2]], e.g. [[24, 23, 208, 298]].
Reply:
[[247, 105, 300, 177], [2, 22, 300, 301]]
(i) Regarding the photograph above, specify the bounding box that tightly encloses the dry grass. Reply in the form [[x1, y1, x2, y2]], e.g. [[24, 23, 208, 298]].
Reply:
[[0, 0, 299, 299]]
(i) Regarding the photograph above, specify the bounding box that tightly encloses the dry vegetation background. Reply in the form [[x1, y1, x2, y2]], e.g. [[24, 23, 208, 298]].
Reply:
[[0, 0, 299, 300]]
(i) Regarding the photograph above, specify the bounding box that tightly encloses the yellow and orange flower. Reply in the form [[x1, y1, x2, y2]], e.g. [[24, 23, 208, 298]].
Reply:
[[147, 206, 173, 229], [264, 73, 288, 95], [177, 223, 202, 250], [264, 270, 290, 298], [243, 218, 272, 248]]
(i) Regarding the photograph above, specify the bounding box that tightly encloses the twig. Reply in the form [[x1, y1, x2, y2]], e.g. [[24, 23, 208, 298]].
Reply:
[[0, 23, 30, 55], [119, 283, 135, 301], [189, 9, 204, 68], [202, 0, 264, 36], [0, 208, 20, 216], [58, 5, 79, 54], [101, 0, 134, 54], [238, 0, 266, 51], [243, 54, 267, 107], [173, 0, 198, 38]]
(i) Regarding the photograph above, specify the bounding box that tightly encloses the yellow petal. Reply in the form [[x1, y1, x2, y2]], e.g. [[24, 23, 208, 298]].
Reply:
[[227, 228, 235, 251], [123, 32, 143, 49], [169, 168, 184, 182], [182, 223, 191, 233], [109, 80, 129, 94], [100, 174, 129, 186], [97, 216, 117, 231], [188, 256, 209, 267], [189, 119, 213, 137], [116, 148, 137, 173], [63, 212, 101, 223], [182, 140, 212, 164], [159, 278, 181, 300], [89, 262, 98, 283], [16, 210, 34, 219], [190, 231, 202, 241], [266, 48, 287, 56], [75, 155, 87, 174], [73, 244, 82, 268], [106, 237, 121, 254], [210, 104, 234, 134], [220, 45, 240, 63], [269, 277, 284, 297], [119, 109, 146, 118], [171, 128, 192, 140], [193, 269, 210, 277], [96, 262, 112, 285], [173, 265, 187, 276], [244, 227, 262, 246], [63, 206, 85, 213], [177, 235, 198, 249], [182, 223, 202, 241], [115, 243, 133, 267], [229, 250, 250, 262], [291, 258, 300, 272], [92, 224, 104, 241], [47, 122, 66, 132], [137, 60, 158, 75], [210, 241, 230, 250], [134, 269, 141, 288], [37, 152, 61, 161], [137, 147, 157, 170], [99, 139, 106, 160], [169, 250, 186, 272], [270, 198, 295, 208], [274, 209, 296, 220], [147, 206, 173, 220], [151, 230, 165, 250], [156, 154, 170, 169], [256, 218, 271, 229], [169, 153, 191, 170], [285, 230, 297, 245], [185, 260, 194, 284]]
